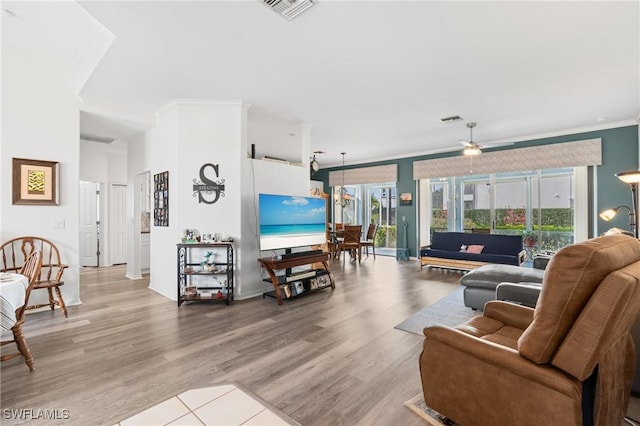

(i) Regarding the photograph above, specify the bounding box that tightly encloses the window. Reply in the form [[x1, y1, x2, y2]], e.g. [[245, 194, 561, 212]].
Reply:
[[421, 167, 579, 251]]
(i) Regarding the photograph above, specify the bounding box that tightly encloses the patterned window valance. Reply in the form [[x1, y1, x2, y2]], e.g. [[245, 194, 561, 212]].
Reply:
[[329, 164, 397, 186], [413, 138, 602, 180]]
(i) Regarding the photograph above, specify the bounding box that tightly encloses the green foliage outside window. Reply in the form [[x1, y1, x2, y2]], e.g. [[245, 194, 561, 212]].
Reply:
[[375, 225, 397, 248], [432, 207, 574, 251]]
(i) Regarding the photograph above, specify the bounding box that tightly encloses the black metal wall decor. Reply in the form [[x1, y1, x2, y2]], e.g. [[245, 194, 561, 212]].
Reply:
[[193, 163, 226, 204], [154, 171, 169, 226]]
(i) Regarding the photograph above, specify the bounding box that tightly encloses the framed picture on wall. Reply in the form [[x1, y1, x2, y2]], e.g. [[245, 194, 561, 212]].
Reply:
[[12, 157, 60, 205], [154, 171, 169, 226], [400, 192, 412, 206]]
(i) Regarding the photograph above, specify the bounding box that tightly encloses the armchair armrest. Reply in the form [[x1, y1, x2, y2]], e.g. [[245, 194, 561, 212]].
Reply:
[[54, 264, 68, 282], [422, 325, 580, 397], [483, 300, 534, 329]]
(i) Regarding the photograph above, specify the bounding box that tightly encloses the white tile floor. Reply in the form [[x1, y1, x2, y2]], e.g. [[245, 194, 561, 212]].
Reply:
[[118, 384, 293, 426]]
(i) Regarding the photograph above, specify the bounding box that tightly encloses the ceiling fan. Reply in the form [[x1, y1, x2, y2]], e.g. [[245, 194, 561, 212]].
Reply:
[[459, 122, 483, 156]]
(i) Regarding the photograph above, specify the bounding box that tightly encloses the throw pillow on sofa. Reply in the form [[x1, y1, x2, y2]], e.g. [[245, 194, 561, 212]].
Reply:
[[467, 245, 485, 254]]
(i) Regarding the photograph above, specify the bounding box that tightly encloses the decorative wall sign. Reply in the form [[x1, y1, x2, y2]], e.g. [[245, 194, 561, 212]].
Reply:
[[400, 192, 413, 206], [154, 171, 169, 226], [12, 157, 59, 205], [193, 163, 225, 204]]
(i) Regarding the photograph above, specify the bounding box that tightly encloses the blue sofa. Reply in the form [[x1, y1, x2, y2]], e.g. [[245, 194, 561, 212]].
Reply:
[[420, 231, 524, 271]]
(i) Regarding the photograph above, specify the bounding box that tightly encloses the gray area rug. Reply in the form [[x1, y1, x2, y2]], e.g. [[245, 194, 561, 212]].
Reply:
[[394, 287, 479, 336]]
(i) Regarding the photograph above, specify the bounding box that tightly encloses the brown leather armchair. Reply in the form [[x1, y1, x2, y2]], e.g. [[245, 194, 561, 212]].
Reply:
[[420, 234, 640, 426]]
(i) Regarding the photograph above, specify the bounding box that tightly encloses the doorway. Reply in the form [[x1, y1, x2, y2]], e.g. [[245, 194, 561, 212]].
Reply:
[[79, 181, 100, 267], [367, 185, 397, 251], [110, 184, 127, 265]]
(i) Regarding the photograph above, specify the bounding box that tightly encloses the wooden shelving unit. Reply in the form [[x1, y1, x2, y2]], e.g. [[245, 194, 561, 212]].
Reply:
[[177, 242, 234, 306], [258, 252, 335, 305]]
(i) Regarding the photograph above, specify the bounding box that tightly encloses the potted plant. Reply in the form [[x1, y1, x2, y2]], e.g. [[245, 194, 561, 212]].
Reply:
[[522, 229, 538, 247]]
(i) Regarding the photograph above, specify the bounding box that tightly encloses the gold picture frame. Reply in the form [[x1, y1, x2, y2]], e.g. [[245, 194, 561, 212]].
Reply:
[[12, 158, 59, 205]]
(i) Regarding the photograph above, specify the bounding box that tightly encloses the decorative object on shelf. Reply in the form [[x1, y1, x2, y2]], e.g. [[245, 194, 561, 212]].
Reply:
[[181, 229, 200, 243], [613, 170, 640, 238], [202, 251, 216, 271], [153, 171, 169, 226], [192, 163, 226, 204], [522, 229, 538, 247], [12, 157, 59, 205]]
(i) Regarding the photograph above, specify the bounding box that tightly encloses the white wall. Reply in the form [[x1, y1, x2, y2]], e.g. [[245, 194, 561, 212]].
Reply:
[[79, 139, 127, 184], [140, 101, 246, 300], [239, 159, 311, 299], [126, 132, 149, 280], [1, 46, 81, 307]]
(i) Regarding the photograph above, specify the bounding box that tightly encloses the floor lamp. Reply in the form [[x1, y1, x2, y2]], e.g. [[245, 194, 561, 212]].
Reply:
[[615, 171, 640, 239]]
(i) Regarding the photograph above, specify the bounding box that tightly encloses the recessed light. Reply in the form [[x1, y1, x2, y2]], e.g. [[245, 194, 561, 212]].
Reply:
[[288, 132, 296, 137], [595, 117, 606, 122]]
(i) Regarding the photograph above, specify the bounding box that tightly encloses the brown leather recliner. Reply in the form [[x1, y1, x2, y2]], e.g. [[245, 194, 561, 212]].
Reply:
[[419, 234, 640, 426]]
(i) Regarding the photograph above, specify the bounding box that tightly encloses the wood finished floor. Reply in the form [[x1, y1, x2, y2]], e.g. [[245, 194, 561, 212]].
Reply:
[[2, 256, 639, 426]]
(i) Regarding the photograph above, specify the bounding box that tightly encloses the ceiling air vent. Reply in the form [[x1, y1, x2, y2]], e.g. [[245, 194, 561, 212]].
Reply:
[[260, 0, 314, 21], [439, 115, 463, 123], [80, 133, 115, 144]]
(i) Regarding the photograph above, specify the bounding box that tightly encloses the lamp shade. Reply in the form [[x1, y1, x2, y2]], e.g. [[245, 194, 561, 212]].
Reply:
[[599, 209, 618, 221], [615, 171, 640, 184]]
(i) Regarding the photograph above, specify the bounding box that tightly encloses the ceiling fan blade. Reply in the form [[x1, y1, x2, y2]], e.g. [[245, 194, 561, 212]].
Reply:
[[459, 140, 472, 147]]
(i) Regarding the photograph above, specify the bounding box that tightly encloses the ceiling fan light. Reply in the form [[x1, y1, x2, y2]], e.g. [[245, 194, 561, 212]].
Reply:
[[463, 146, 481, 156]]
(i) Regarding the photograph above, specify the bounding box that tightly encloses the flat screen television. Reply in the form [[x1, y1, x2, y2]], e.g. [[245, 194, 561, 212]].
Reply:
[[258, 193, 327, 251]]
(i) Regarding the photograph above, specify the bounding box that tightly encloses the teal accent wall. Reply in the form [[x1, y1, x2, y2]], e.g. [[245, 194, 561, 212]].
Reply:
[[315, 125, 639, 256]]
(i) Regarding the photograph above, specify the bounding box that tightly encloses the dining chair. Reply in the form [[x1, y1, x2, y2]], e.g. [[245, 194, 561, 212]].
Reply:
[[338, 225, 362, 264], [1, 250, 42, 371], [360, 224, 378, 259], [325, 229, 339, 259], [0, 236, 68, 317]]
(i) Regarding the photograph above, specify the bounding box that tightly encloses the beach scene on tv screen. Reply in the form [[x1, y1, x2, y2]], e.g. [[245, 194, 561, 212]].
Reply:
[[259, 194, 326, 250]]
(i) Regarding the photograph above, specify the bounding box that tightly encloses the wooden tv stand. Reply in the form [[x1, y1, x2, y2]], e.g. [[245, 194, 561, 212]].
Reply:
[[258, 252, 335, 305]]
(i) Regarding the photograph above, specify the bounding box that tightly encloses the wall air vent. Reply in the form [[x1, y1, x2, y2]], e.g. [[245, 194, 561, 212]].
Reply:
[[439, 115, 463, 123], [260, 0, 314, 21], [80, 133, 115, 144]]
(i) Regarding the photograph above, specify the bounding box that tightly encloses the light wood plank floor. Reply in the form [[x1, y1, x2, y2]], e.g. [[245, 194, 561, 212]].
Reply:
[[1, 256, 639, 425]]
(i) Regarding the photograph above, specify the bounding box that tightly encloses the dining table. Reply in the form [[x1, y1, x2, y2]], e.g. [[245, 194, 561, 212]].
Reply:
[[0, 272, 29, 333]]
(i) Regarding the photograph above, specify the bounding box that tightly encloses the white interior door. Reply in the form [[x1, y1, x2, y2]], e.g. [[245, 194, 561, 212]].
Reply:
[[79, 181, 99, 267], [110, 184, 127, 264]]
